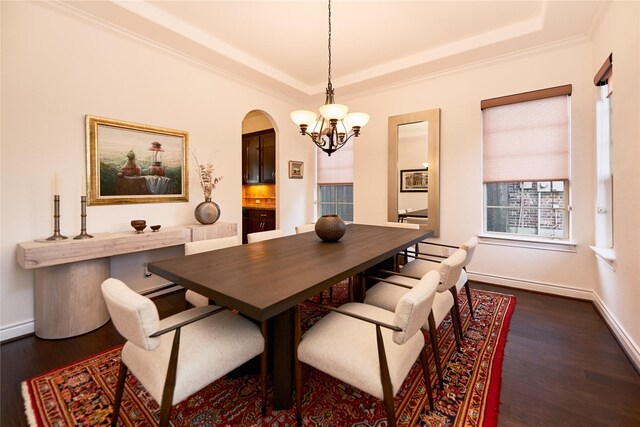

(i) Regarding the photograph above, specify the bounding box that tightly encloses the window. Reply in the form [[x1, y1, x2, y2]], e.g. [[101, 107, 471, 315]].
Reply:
[[594, 54, 613, 249], [317, 141, 353, 221], [318, 184, 353, 221], [482, 85, 571, 239]]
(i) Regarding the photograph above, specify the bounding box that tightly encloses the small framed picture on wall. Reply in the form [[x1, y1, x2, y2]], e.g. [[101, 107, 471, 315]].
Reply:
[[289, 161, 303, 179]]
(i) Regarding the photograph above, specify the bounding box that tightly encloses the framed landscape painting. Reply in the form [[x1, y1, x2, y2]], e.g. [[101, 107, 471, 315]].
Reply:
[[86, 115, 189, 205], [400, 168, 428, 192]]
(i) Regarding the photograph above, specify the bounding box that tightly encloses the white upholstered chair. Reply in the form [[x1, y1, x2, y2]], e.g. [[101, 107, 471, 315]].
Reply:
[[294, 223, 316, 234], [385, 221, 419, 271], [101, 278, 267, 427], [294, 270, 440, 427], [364, 249, 467, 386], [184, 236, 240, 308], [402, 237, 478, 317], [247, 229, 283, 243]]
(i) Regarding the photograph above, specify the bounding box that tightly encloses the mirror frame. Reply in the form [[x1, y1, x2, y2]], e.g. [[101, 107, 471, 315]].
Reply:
[[388, 109, 440, 236]]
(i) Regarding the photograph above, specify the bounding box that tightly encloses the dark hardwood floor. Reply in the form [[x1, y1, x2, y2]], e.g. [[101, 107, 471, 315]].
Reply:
[[2, 283, 640, 426]]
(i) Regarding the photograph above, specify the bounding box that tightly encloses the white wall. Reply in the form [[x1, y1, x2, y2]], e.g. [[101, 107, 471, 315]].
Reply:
[[348, 8, 638, 365], [590, 1, 640, 366], [0, 1, 311, 339]]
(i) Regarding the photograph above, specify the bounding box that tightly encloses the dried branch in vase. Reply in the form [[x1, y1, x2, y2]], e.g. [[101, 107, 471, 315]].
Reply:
[[192, 153, 222, 200]]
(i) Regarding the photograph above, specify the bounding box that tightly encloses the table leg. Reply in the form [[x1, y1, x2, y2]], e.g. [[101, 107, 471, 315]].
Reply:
[[272, 307, 294, 409]]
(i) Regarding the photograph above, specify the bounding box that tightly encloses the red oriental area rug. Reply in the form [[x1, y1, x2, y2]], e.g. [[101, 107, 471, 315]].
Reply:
[[23, 285, 515, 426]]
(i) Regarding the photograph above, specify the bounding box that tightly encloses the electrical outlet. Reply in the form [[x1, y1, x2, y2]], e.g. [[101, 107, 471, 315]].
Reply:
[[143, 263, 152, 278]]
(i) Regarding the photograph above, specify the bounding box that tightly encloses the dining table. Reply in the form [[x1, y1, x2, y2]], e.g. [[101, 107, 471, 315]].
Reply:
[[147, 223, 432, 409]]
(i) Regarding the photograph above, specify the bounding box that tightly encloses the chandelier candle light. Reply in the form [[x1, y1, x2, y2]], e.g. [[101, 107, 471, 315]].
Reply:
[[290, 0, 369, 156]]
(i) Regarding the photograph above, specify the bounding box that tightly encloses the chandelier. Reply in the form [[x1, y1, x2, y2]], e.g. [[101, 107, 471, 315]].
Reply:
[[290, 0, 369, 156]]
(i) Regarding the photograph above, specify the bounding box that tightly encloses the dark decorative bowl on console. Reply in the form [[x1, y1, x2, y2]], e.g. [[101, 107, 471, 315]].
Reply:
[[131, 220, 146, 233]]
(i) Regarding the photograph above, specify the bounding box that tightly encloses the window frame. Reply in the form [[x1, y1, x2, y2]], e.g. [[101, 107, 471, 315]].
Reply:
[[317, 183, 354, 222], [481, 86, 573, 244]]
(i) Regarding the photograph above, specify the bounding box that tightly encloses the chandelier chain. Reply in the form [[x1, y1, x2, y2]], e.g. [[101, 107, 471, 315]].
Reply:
[[327, 0, 332, 86]]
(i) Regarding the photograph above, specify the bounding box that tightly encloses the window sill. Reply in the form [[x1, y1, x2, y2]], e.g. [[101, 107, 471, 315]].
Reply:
[[478, 234, 577, 252], [589, 245, 616, 270]]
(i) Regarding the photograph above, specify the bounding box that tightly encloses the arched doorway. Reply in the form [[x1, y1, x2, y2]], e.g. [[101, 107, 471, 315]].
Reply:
[[241, 111, 277, 243]]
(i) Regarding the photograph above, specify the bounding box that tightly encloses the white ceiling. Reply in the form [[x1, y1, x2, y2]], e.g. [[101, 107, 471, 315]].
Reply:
[[60, 0, 606, 101]]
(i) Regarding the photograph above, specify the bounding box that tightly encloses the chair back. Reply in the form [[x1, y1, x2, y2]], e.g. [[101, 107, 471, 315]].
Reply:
[[185, 235, 239, 255], [385, 221, 419, 230], [101, 278, 160, 351], [392, 270, 439, 344], [247, 229, 283, 243], [295, 223, 316, 234], [460, 236, 478, 268], [436, 248, 467, 292]]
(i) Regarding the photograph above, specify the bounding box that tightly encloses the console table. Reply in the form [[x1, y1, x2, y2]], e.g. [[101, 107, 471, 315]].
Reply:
[[16, 222, 236, 339]]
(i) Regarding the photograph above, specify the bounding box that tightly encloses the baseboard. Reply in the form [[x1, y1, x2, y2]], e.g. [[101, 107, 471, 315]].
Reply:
[[469, 270, 640, 372], [592, 292, 640, 372], [468, 271, 593, 300], [1, 320, 35, 343]]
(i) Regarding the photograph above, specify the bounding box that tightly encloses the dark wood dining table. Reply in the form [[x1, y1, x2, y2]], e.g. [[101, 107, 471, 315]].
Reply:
[[148, 223, 432, 409]]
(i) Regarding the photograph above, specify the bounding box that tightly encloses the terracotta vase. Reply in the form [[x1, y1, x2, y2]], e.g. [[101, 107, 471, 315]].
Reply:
[[147, 161, 165, 177], [315, 214, 346, 242], [194, 198, 221, 225]]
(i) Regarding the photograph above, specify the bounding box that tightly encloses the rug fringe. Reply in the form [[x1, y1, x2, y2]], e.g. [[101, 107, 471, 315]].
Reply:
[[22, 381, 39, 427]]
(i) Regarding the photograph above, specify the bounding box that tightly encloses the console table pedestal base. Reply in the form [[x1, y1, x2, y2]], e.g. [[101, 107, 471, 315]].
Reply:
[[34, 258, 110, 339]]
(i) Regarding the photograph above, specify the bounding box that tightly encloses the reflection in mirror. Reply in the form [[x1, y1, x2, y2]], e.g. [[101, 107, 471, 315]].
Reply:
[[388, 109, 440, 236], [398, 122, 428, 213]]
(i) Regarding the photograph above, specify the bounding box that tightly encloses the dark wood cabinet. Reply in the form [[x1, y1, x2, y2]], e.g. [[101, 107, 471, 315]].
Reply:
[[242, 208, 275, 243], [242, 129, 275, 184]]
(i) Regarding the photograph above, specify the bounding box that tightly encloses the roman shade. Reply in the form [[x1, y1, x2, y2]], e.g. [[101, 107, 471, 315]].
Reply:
[[482, 86, 571, 183], [317, 141, 353, 184]]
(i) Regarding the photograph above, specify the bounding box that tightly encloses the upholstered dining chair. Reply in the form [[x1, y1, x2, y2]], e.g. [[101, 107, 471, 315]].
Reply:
[[402, 237, 478, 317], [101, 278, 267, 427], [247, 228, 283, 243], [385, 221, 419, 271], [294, 270, 440, 427], [184, 235, 240, 308], [364, 248, 467, 386]]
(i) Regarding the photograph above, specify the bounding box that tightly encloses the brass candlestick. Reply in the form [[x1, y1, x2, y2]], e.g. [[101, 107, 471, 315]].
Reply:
[[74, 196, 93, 239], [46, 195, 68, 241]]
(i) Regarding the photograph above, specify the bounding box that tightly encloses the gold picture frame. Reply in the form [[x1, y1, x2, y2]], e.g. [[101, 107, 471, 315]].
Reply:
[[86, 115, 189, 205]]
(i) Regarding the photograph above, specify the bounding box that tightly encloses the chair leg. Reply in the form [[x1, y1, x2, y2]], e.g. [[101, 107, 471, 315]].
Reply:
[[376, 325, 396, 427], [294, 306, 303, 426], [464, 281, 474, 317], [427, 314, 444, 387], [111, 361, 128, 427], [260, 321, 268, 417], [159, 328, 181, 427], [347, 276, 354, 303], [450, 308, 462, 352], [420, 347, 435, 410], [450, 288, 464, 338]]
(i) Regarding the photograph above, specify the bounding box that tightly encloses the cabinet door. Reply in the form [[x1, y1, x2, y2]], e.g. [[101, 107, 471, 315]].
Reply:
[[243, 135, 260, 184], [261, 132, 276, 183]]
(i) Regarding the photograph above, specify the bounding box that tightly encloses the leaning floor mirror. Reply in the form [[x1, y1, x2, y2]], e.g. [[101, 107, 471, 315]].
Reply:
[[388, 109, 440, 236]]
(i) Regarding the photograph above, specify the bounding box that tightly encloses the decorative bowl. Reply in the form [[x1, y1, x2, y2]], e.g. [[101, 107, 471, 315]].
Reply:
[[150, 225, 161, 232], [315, 215, 346, 242], [131, 220, 146, 233]]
